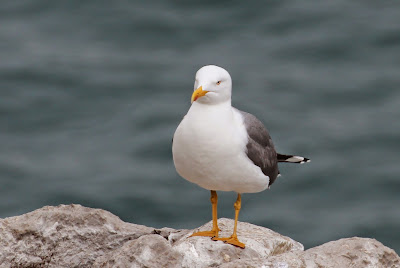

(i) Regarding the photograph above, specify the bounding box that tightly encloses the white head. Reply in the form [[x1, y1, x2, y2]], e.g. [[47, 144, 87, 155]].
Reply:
[[191, 65, 232, 105]]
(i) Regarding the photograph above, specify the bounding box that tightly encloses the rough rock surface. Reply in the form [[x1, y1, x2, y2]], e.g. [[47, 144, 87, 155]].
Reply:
[[0, 204, 154, 267], [0, 205, 399, 268]]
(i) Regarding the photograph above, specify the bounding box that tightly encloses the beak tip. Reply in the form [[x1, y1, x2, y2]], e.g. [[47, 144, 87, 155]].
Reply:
[[191, 86, 207, 103]]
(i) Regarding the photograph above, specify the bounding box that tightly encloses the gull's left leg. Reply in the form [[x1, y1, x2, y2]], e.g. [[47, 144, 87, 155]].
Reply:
[[212, 193, 245, 248], [190, 190, 220, 237]]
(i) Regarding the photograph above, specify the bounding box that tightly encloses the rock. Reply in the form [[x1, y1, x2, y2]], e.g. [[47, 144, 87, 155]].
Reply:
[[0, 204, 154, 267], [268, 237, 400, 268], [172, 219, 303, 268], [93, 234, 184, 267], [93, 218, 303, 268], [0, 205, 399, 268], [302, 237, 400, 268]]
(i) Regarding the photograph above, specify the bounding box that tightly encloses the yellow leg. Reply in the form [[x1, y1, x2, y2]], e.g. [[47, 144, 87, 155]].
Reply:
[[190, 190, 220, 237], [212, 193, 245, 248]]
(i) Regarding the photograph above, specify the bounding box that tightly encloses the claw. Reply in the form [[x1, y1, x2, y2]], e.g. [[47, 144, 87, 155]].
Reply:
[[212, 235, 245, 248]]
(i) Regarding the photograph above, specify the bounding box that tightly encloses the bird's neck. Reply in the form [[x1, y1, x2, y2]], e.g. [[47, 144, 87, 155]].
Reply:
[[186, 100, 236, 141], [189, 100, 233, 118]]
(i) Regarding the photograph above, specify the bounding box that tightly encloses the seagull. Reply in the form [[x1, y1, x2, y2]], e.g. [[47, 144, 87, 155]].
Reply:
[[172, 65, 309, 248]]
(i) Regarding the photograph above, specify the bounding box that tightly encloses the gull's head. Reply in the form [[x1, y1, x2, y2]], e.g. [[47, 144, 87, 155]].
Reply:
[[191, 65, 232, 104]]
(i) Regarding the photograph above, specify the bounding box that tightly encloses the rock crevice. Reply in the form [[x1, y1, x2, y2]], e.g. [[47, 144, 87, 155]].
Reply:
[[0, 204, 398, 268]]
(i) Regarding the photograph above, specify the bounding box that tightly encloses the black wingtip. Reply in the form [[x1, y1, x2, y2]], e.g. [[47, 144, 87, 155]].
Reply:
[[277, 154, 310, 164]]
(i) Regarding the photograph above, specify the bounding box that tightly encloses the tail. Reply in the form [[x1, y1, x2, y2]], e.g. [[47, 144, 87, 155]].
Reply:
[[277, 153, 310, 164]]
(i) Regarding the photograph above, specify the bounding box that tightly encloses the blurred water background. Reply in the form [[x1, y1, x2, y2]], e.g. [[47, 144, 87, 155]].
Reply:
[[1, 0, 399, 251]]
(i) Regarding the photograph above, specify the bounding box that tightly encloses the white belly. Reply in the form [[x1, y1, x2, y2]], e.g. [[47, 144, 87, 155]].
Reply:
[[172, 103, 269, 193]]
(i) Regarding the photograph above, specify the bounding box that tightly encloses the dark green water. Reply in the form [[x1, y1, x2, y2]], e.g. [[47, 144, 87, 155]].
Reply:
[[1, 1, 399, 251]]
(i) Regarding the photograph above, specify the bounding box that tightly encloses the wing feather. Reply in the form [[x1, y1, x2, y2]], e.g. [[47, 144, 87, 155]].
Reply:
[[236, 109, 280, 186]]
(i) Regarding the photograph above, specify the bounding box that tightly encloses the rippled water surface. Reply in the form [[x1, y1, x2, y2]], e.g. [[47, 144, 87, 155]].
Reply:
[[1, 1, 399, 251]]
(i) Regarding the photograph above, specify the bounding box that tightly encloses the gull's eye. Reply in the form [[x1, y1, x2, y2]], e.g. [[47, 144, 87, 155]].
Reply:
[[216, 81, 221, 85]]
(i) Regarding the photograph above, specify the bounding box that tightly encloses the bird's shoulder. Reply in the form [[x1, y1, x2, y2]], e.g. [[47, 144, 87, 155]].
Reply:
[[233, 108, 273, 147]]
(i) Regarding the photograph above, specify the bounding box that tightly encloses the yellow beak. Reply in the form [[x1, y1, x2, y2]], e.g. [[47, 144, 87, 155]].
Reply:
[[191, 86, 209, 103]]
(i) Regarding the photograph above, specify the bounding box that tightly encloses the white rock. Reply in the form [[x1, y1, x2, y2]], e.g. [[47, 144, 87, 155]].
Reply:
[[0, 205, 399, 268]]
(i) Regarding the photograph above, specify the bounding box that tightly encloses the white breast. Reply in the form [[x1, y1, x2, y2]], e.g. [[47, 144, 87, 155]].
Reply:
[[172, 102, 269, 193]]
